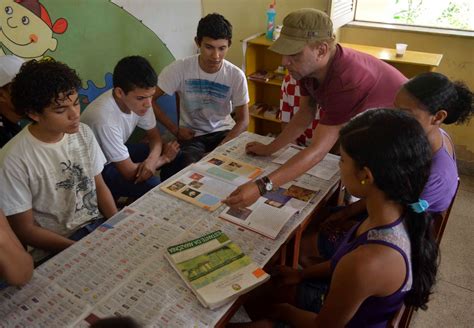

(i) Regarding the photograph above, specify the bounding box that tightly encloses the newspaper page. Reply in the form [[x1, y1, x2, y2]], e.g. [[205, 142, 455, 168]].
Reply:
[[0, 132, 340, 328], [273, 145, 340, 180]]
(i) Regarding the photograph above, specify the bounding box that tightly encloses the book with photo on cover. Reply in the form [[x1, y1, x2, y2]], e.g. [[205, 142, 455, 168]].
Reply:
[[165, 230, 270, 310], [160, 155, 263, 211], [220, 180, 320, 239]]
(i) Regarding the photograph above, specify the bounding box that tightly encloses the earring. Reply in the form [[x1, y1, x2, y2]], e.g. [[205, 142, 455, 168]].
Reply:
[[360, 180, 366, 185]]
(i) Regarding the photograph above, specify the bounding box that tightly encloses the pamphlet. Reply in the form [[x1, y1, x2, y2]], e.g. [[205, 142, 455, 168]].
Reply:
[[161, 155, 263, 211], [165, 230, 270, 310]]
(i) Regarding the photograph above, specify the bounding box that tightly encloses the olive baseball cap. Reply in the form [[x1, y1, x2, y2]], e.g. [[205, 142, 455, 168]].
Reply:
[[269, 8, 334, 55]]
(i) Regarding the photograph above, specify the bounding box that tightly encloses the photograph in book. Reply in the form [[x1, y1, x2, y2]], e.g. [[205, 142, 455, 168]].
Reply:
[[194, 154, 263, 185], [220, 182, 321, 239], [165, 230, 270, 310], [161, 155, 263, 211], [273, 145, 340, 180]]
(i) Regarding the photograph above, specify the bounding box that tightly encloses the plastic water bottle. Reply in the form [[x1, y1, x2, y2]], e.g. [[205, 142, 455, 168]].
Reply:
[[266, 3, 276, 40]]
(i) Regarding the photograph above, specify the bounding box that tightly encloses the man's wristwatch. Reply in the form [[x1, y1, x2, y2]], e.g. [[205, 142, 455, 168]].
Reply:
[[255, 176, 273, 196]]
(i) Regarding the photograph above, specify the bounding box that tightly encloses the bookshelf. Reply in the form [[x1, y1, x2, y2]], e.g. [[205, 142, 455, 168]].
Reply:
[[244, 35, 283, 136]]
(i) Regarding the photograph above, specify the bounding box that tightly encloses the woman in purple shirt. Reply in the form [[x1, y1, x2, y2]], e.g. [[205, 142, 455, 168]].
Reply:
[[236, 109, 438, 327], [300, 72, 474, 264]]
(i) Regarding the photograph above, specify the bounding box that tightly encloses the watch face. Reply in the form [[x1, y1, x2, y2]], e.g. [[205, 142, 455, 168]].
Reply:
[[265, 183, 273, 191]]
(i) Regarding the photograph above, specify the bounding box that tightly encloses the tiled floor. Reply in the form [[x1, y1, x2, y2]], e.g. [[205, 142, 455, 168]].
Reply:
[[411, 174, 474, 327]]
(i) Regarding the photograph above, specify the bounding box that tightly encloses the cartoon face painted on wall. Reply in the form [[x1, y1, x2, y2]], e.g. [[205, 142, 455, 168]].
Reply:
[[0, 0, 67, 59]]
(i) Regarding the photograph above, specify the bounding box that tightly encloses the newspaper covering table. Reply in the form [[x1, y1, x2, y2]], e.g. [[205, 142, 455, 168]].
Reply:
[[0, 132, 340, 328]]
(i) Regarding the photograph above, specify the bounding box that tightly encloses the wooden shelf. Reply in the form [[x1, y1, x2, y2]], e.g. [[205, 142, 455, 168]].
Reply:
[[247, 77, 283, 87], [340, 42, 443, 68], [249, 111, 281, 123], [246, 35, 273, 47]]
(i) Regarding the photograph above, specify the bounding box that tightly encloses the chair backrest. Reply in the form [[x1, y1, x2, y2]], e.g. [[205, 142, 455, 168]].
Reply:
[[432, 178, 460, 245], [387, 304, 414, 328], [387, 178, 460, 328], [387, 304, 415, 328]]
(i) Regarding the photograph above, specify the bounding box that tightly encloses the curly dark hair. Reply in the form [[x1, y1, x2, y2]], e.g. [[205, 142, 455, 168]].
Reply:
[[404, 72, 474, 125], [196, 13, 232, 46], [113, 56, 157, 94], [10, 59, 81, 118], [340, 109, 438, 310]]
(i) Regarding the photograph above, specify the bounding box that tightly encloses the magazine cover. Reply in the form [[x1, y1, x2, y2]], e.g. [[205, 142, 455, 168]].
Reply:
[[165, 230, 269, 309]]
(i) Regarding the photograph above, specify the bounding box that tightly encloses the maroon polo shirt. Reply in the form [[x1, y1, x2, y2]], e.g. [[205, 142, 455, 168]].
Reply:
[[300, 44, 408, 125]]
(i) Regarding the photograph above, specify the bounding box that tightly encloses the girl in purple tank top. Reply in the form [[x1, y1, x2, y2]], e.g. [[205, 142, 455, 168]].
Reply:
[[299, 72, 474, 266], [237, 109, 439, 328], [395, 72, 473, 212]]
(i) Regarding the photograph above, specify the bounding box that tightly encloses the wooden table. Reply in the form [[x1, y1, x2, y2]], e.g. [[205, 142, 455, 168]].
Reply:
[[0, 132, 340, 327]]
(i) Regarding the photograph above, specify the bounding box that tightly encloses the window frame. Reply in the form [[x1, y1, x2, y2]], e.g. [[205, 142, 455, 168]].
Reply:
[[328, 0, 474, 37]]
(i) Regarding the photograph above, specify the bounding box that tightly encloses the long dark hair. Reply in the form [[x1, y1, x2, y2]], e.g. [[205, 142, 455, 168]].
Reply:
[[340, 109, 438, 310], [404, 72, 474, 125]]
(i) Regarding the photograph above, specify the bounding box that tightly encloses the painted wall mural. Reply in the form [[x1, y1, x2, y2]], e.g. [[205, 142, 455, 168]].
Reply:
[[0, 0, 67, 60], [0, 0, 201, 108]]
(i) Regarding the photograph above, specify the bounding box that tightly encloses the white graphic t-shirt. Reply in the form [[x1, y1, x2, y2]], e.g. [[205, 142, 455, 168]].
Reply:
[[0, 123, 106, 237], [158, 54, 249, 136]]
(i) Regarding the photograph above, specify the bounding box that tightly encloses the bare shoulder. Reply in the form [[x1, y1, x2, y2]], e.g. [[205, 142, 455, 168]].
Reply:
[[336, 244, 407, 296]]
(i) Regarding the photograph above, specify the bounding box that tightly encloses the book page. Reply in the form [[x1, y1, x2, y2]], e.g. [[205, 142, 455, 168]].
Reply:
[[194, 154, 263, 185], [160, 168, 237, 211], [220, 182, 320, 239], [273, 145, 340, 180]]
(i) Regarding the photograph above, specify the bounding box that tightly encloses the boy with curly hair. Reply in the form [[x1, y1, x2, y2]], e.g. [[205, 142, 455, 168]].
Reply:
[[0, 59, 117, 254]]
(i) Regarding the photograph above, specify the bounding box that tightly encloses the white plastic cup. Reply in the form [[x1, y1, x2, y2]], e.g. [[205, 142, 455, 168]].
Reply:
[[273, 25, 282, 41], [395, 43, 408, 57]]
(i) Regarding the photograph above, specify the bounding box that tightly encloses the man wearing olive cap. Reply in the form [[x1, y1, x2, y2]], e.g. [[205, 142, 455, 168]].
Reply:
[[224, 8, 407, 208]]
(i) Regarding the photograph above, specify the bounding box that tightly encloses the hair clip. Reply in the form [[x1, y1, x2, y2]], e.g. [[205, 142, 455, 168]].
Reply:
[[409, 199, 429, 213]]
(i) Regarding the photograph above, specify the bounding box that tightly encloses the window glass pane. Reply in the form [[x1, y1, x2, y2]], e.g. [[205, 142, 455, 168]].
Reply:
[[355, 0, 473, 31]]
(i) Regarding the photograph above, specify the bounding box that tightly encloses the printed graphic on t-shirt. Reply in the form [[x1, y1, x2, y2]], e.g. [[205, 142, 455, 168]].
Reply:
[[56, 160, 99, 217], [184, 79, 230, 129]]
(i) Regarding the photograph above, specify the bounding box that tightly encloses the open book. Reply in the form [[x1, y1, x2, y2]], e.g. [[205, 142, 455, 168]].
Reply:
[[165, 230, 270, 310], [273, 145, 340, 180], [220, 181, 320, 239], [160, 155, 263, 211]]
